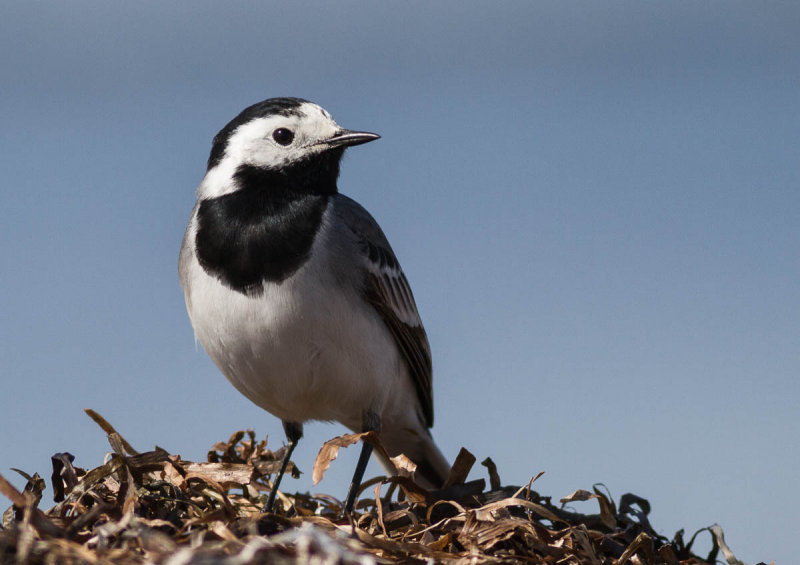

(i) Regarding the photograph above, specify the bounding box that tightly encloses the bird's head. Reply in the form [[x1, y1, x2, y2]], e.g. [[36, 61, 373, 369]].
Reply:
[[198, 97, 379, 199]]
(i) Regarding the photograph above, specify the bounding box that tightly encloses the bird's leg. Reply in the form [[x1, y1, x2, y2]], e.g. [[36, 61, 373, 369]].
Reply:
[[264, 420, 303, 513], [343, 410, 381, 515]]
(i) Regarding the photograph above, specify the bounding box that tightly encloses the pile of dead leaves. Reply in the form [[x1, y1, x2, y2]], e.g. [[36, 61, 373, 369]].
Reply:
[[0, 410, 754, 564]]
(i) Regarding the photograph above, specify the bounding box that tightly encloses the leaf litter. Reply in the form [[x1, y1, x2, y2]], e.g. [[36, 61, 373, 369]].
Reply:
[[0, 410, 767, 564]]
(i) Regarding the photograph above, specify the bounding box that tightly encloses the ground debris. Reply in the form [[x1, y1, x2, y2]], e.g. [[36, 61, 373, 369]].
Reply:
[[0, 410, 752, 564]]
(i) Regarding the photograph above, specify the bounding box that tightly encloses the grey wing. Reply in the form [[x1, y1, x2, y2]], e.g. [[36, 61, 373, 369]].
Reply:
[[332, 195, 434, 427]]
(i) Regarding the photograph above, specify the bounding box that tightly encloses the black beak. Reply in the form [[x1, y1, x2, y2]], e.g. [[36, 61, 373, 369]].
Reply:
[[324, 129, 381, 148]]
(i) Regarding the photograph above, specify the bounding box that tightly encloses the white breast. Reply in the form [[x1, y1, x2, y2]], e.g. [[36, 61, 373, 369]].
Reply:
[[180, 204, 414, 431]]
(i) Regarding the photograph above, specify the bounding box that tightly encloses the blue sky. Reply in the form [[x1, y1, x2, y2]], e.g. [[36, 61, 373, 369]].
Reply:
[[2, 2, 798, 562]]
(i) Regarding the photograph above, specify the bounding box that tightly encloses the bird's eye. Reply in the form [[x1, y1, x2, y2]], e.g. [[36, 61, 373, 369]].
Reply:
[[272, 128, 294, 146]]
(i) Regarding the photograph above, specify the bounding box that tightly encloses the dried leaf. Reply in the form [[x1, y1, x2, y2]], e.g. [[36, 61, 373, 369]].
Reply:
[[0, 473, 27, 507], [481, 457, 501, 490], [84, 408, 139, 455], [560, 489, 598, 504], [619, 492, 651, 517], [474, 496, 567, 525], [9, 469, 46, 508], [657, 543, 681, 565], [0, 412, 755, 564], [442, 447, 475, 487], [427, 531, 452, 551], [0, 473, 62, 537], [709, 524, 745, 565], [389, 454, 417, 477], [50, 452, 78, 502], [352, 523, 433, 556], [312, 432, 367, 485], [312, 431, 395, 486], [181, 462, 255, 487], [617, 532, 655, 565], [572, 525, 601, 565], [593, 484, 617, 530]]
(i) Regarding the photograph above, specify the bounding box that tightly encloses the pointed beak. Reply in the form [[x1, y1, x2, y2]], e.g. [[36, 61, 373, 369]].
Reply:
[[323, 129, 381, 149]]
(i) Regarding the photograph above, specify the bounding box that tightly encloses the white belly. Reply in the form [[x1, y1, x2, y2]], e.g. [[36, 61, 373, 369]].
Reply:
[[184, 243, 408, 431]]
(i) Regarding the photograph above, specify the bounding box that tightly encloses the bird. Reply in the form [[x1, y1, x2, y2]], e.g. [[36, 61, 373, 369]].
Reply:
[[179, 97, 450, 513]]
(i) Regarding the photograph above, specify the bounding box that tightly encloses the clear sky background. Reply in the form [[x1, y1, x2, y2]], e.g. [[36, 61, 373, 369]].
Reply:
[[2, 2, 797, 563]]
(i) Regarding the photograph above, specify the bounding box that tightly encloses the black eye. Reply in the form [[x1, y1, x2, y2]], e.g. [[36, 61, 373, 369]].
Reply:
[[272, 128, 294, 146]]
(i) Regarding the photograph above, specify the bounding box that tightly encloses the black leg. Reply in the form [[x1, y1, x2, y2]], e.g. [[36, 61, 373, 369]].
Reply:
[[344, 441, 373, 514], [263, 421, 303, 513], [343, 411, 381, 515]]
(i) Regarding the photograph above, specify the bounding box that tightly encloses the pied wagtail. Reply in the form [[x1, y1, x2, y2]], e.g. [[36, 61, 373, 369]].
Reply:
[[179, 98, 449, 513]]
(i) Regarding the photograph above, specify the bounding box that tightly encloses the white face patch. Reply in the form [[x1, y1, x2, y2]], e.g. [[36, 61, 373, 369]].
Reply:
[[198, 102, 342, 199]]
